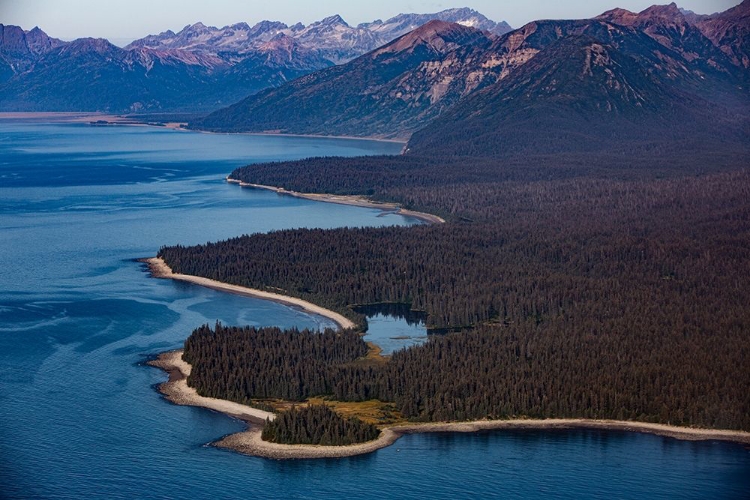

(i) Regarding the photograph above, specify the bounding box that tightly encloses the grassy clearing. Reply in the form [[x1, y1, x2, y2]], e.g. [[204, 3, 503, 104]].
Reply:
[[252, 397, 405, 426]]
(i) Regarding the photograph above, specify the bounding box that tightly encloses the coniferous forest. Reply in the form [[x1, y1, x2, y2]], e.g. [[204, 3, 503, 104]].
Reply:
[[183, 323, 367, 402], [163, 156, 750, 434], [145, 0, 750, 446], [261, 405, 380, 446]]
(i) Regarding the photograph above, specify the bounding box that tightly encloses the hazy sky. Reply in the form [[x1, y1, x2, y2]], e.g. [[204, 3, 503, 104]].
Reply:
[[0, 0, 741, 46]]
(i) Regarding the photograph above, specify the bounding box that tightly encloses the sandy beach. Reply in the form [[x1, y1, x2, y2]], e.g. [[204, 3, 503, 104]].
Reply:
[[216, 417, 750, 460], [227, 178, 446, 225], [148, 350, 274, 423], [216, 426, 401, 459], [144, 257, 355, 330]]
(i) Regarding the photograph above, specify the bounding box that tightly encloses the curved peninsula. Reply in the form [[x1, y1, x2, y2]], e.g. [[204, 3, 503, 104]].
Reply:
[[144, 257, 355, 330], [147, 350, 274, 423], [148, 348, 750, 460], [149, 164, 750, 458]]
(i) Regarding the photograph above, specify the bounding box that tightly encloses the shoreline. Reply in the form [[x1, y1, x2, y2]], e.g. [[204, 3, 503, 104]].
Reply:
[[0, 112, 406, 143], [227, 178, 446, 225], [197, 128, 408, 144], [148, 350, 750, 460], [0, 112, 187, 130], [144, 257, 355, 330], [147, 350, 274, 424], [221, 417, 750, 460], [148, 349, 402, 458]]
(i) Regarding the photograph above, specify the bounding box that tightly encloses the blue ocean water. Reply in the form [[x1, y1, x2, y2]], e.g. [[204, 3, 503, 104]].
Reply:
[[1, 122, 748, 499]]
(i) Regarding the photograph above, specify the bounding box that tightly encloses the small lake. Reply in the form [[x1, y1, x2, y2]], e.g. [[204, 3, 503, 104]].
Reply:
[[355, 303, 428, 355], [1, 121, 748, 499]]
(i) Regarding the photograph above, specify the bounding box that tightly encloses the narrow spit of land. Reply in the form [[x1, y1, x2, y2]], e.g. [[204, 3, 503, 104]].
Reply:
[[0, 112, 188, 129], [227, 178, 446, 225], [144, 257, 355, 330]]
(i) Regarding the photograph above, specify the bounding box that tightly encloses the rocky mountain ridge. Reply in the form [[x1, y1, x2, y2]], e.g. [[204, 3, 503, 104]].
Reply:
[[0, 8, 510, 112], [126, 8, 511, 64], [405, 3, 749, 158], [194, 21, 498, 137], [195, 2, 749, 140]]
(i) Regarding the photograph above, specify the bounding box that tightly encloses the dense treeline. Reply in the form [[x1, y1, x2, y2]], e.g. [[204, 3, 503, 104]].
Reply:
[[183, 323, 367, 402], [163, 157, 750, 431], [261, 405, 380, 446], [161, 170, 750, 330], [183, 320, 749, 430], [346, 325, 748, 428], [229, 150, 749, 221]]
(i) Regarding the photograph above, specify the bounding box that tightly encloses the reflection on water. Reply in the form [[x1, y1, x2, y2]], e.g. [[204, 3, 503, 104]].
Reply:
[[354, 303, 428, 355]]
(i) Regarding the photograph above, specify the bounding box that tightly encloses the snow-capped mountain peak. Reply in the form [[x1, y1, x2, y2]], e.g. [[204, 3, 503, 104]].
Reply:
[[124, 8, 512, 63]]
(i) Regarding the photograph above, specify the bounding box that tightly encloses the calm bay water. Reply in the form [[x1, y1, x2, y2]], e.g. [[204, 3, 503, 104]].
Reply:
[[1, 122, 748, 499]]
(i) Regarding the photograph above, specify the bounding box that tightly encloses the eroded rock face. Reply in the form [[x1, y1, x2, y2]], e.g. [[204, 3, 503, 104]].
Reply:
[[598, 1, 750, 69], [691, 0, 750, 68], [404, 9, 749, 160]]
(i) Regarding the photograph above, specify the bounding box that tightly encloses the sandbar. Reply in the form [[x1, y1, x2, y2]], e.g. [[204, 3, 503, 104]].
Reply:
[[0, 111, 186, 129]]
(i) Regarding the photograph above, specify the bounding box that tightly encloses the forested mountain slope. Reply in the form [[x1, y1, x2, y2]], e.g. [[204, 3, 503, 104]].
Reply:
[[406, 28, 748, 158]]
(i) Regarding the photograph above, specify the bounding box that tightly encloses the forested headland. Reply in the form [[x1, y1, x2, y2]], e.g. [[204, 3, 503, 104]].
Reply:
[[152, 2, 750, 446], [162, 158, 750, 433]]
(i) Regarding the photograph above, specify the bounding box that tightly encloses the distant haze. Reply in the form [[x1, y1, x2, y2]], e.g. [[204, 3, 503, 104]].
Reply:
[[0, 0, 742, 45]]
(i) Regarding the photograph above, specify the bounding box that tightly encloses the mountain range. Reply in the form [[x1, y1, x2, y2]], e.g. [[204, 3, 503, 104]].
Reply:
[[195, 1, 749, 158], [408, 3, 750, 157], [2, 1, 747, 162], [0, 8, 510, 112], [194, 21, 499, 137], [127, 8, 511, 64]]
